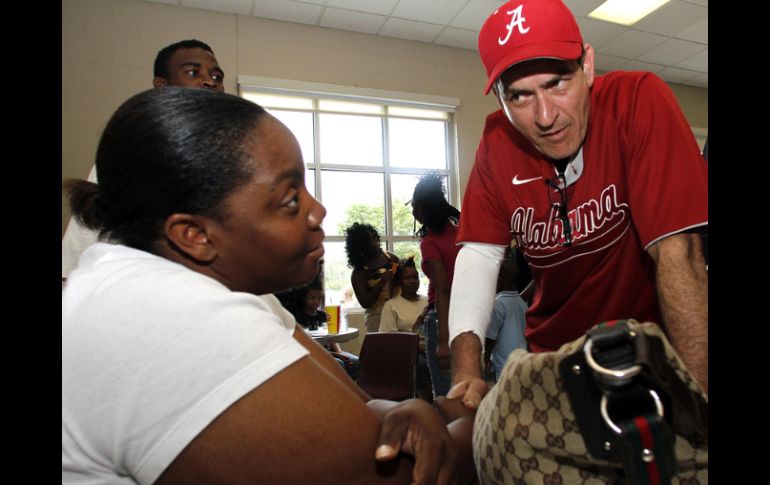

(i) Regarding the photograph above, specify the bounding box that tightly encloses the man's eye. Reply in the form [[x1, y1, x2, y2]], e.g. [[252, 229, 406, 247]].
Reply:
[[185, 69, 199, 77], [212, 74, 224, 82]]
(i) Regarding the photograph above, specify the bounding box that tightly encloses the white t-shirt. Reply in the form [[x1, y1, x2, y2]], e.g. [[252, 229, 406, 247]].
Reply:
[[379, 294, 428, 333], [62, 243, 309, 484]]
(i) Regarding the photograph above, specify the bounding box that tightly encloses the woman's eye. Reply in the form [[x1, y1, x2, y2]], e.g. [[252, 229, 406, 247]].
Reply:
[[285, 194, 299, 209]]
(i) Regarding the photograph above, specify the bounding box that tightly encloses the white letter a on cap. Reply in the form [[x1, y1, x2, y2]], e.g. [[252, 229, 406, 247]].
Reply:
[[498, 5, 530, 45]]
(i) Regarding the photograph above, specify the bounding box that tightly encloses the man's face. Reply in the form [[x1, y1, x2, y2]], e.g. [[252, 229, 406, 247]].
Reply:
[[495, 45, 595, 161], [155, 47, 225, 92]]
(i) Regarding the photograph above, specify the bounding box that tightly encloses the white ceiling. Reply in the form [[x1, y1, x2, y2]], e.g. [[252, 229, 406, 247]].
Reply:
[[144, 0, 707, 89]]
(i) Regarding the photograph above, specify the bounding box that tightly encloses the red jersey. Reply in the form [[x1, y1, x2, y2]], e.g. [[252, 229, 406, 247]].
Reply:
[[420, 223, 461, 305], [458, 72, 708, 352]]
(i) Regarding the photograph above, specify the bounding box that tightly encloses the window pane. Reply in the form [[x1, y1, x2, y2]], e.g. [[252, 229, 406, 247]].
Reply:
[[321, 171, 385, 236], [319, 99, 383, 115], [390, 173, 423, 236], [319, 114, 383, 166], [388, 106, 448, 120], [320, 241, 355, 307], [269, 109, 315, 165], [393, 241, 428, 296], [305, 168, 315, 199], [243, 92, 313, 110], [388, 118, 446, 169]]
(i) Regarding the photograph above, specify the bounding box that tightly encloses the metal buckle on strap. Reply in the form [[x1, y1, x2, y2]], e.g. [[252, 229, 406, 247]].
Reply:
[[584, 337, 641, 383], [600, 389, 664, 435]]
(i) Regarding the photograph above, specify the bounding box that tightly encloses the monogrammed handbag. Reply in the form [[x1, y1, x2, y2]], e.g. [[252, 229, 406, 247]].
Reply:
[[473, 320, 707, 484]]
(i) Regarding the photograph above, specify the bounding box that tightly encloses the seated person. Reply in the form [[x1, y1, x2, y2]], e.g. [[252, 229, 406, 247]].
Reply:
[[483, 249, 528, 382], [62, 87, 476, 484], [292, 284, 360, 381], [379, 258, 432, 401]]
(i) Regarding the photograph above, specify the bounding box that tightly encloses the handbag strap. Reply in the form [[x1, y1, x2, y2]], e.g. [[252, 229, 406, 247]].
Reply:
[[585, 320, 677, 484]]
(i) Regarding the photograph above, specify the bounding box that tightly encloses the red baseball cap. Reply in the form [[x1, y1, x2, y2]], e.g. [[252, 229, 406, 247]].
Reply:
[[478, 0, 583, 95]]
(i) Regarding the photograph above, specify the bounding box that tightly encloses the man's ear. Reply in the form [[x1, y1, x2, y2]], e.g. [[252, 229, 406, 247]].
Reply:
[[163, 213, 217, 263], [153, 76, 169, 89], [582, 44, 596, 88]]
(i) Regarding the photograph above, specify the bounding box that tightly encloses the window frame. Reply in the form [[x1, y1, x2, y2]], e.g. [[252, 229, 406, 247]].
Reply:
[[238, 76, 461, 253]]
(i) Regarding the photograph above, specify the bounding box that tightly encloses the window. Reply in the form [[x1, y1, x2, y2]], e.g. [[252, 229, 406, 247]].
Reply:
[[239, 77, 459, 305]]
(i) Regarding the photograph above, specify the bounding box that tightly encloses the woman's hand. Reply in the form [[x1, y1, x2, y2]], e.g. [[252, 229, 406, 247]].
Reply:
[[371, 399, 460, 485]]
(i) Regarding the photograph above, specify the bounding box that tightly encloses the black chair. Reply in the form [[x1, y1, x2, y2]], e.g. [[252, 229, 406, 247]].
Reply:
[[356, 332, 419, 401]]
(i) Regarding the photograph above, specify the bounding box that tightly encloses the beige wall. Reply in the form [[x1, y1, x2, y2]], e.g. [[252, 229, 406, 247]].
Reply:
[[62, 0, 708, 235]]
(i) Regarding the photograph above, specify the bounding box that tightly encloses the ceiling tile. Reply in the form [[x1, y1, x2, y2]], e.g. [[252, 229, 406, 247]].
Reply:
[[379, 17, 443, 43], [144, 0, 180, 5], [576, 17, 626, 50], [434, 27, 478, 50], [391, 0, 468, 26], [596, 30, 668, 59], [320, 7, 386, 35], [298, 0, 327, 4], [656, 66, 700, 84], [674, 47, 707, 72], [684, 72, 708, 88], [684, 0, 707, 6], [638, 39, 704, 66], [251, 0, 323, 25], [632, 0, 707, 37], [562, 0, 606, 17], [619, 60, 666, 73], [325, 0, 399, 16], [182, 0, 251, 16], [450, 0, 504, 30], [594, 53, 628, 72], [674, 17, 707, 44]]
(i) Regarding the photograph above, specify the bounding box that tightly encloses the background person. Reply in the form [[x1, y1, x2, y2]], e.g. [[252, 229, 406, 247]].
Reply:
[[410, 174, 461, 399], [379, 257, 431, 400], [61, 39, 225, 282], [483, 248, 528, 382], [344, 222, 400, 333]]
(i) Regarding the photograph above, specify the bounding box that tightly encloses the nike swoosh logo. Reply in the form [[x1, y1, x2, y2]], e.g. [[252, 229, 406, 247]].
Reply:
[[512, 175, 543, 185]]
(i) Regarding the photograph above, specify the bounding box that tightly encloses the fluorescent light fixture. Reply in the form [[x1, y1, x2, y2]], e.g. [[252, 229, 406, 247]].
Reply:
[[588, 0, 671, 26]]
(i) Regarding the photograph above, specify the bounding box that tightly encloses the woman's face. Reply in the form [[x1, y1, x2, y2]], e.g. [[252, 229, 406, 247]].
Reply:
[[400, 267, 420, 296], [207, 115, 327, 295]]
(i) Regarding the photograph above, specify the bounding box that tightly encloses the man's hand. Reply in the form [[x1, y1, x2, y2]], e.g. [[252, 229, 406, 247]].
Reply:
[[446, 377, 489, 411], [371, 399, 460, 485], [448, 331, 490, 410]]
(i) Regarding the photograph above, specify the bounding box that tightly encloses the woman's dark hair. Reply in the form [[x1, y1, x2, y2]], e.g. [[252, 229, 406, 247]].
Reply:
[[64, 87, 266, 251], [344, 222, 380, 270], [412, 173, 460, 239]]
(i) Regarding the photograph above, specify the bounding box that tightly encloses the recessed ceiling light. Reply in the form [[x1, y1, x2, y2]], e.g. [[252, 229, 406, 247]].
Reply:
[[588, 0, 671, 26]]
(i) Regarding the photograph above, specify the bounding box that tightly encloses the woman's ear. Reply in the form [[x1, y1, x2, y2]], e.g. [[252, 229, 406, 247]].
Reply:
[[163, 213, 218, 263]]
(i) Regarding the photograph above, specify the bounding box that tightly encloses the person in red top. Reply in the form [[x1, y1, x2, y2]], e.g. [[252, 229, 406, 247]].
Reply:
[[447, 0, 708, 410], [411, 173, 462, 398]]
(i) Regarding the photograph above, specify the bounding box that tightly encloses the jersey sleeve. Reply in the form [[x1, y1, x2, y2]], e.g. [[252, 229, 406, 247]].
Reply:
[[622, 73, 708, 248], [456, 126, 513, 246]]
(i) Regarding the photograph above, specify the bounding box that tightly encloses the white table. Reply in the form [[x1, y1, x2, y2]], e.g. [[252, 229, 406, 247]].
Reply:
[[307, 327, 360, 346]]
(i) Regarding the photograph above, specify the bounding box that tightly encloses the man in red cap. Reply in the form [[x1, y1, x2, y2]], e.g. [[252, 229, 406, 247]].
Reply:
[[447, 0, 707, 415]]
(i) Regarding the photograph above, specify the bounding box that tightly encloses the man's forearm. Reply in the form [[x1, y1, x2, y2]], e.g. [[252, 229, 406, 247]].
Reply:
[[650, 233, 708, 392], [450, 331, 483, 384]]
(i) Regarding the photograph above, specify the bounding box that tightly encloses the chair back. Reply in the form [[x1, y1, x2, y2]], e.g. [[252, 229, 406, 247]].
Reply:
[[357, 332, 419, 401]]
